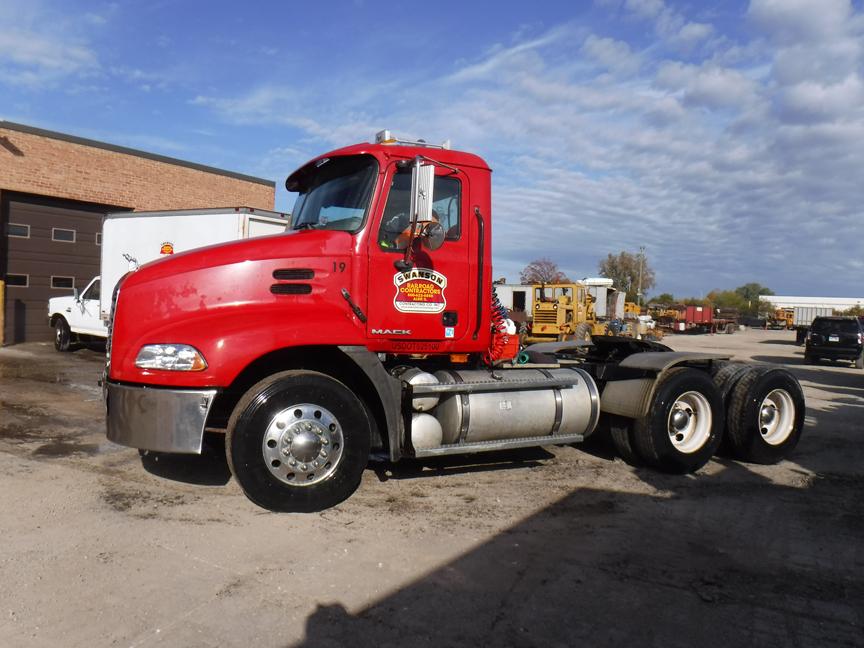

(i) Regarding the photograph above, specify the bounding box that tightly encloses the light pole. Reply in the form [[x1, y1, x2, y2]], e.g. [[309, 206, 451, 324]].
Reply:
[[636, 246, 645, 310]]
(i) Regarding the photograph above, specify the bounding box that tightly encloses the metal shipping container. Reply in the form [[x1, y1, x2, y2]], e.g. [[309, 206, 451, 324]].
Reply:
[[683, 305, 713, 324], [793, 306, 834, 327]]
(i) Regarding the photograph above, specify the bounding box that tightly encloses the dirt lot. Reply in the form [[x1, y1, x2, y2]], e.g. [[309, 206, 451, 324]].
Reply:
[[0, 329, 861, 647]]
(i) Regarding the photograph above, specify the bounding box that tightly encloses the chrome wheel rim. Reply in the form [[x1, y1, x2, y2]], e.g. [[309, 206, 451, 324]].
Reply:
[[759, 389, 795, 446], [667, 391, 712, 454], [262, 403, 344, 486]]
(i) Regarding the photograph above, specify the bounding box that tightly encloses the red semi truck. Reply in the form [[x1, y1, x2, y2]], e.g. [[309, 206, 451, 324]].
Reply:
[[105, 132, 805, 512]]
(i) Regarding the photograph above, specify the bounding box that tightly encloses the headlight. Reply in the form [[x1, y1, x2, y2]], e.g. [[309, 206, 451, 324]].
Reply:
[[135, 344, 207, 371]]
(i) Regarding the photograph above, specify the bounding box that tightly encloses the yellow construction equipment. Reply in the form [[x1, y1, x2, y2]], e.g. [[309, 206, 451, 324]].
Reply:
[[524, 283, 607, 343], [764, 307, 794, 330]]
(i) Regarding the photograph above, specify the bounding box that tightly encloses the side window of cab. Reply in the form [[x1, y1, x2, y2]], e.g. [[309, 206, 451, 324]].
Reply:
[[378, 170, 461, 250], [82, 279, 100, 302]]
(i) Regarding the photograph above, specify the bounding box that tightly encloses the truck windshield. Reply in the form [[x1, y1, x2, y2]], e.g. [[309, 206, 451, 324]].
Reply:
[[291, 155, 378, 232]]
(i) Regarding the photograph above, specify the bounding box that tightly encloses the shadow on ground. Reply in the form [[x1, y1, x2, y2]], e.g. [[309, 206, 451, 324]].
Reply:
[[139, 434, 232, 485], [371, 447, 554, 482], [293, 458, 863, 647]]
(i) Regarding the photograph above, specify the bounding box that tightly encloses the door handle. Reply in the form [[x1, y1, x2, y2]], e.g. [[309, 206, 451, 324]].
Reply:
[[65, 308, 71, 313]]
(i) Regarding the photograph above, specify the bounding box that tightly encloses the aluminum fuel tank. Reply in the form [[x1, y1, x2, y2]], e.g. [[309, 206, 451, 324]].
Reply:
[[432, 368, 599, 445]]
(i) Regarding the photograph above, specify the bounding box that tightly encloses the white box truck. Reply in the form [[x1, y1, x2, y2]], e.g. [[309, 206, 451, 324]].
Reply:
[[48, 207, 289, 351], [793, 305, 835, 345]]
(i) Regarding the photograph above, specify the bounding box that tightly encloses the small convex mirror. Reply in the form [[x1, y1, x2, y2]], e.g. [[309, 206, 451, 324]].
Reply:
[[421, 221, 445, 251]]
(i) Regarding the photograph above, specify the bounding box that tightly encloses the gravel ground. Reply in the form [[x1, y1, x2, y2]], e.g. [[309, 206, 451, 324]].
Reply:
[[0, 328, 861, 647]]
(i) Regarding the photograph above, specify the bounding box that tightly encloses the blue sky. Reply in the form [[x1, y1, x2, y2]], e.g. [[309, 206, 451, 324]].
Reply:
[[2, 0, 863, 298]]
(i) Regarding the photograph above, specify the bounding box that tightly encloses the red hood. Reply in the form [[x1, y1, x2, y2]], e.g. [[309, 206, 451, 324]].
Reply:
[[122, 229, 355, 289]]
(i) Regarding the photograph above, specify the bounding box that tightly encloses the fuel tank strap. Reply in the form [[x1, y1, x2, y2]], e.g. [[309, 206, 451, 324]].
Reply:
[[445, 370, 471, 443], [539, 369, 564, 435]]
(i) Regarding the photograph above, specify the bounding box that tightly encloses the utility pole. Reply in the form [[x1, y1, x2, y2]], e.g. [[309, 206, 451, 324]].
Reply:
[[636, 246, 645, 310]]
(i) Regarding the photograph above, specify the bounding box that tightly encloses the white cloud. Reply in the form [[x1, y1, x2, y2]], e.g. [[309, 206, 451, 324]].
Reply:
[[748, 0, 853, 44], [624, 0, 664, 19], [674, 22, 713, 47], [581, 35, 641, 75], [0, 0, 101, 88], [656, 62, 760, 109], [446, 25, 572, 84], [776, 75, 864, 124]]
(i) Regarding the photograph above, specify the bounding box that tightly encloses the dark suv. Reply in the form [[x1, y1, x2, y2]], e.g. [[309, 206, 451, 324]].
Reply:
[[805, 316, 864, 368]]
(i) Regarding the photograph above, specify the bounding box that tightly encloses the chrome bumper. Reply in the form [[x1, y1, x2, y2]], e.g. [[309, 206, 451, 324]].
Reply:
[[106, 382, 218, 454]]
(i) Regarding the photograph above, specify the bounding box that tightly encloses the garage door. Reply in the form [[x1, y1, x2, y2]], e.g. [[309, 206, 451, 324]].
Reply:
[[2, 195, 109, 344]]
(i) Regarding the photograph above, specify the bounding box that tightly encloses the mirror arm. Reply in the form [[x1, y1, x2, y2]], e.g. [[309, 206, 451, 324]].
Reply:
[[394, 246, 414, 271]]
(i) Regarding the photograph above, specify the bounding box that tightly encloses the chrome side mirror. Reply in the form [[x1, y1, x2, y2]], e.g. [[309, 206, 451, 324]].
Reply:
[[410, 159, 435, 224], [395, 158, 438, 270]]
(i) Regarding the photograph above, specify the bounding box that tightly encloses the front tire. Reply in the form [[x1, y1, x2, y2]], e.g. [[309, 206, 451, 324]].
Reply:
[[226, 371, 371, 512], [54, 318, 71, 352], [726, 367, 804, 464], [573, 322, 592, 342], [632, 368, 724, 473]]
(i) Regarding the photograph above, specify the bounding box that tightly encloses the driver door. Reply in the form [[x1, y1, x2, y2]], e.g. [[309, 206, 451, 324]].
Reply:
[[366, 163, 472, 348], [70, 277, 105, 336]]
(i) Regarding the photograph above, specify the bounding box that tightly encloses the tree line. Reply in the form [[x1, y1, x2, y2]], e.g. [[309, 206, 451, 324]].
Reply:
[[519, 252, 776, 316]]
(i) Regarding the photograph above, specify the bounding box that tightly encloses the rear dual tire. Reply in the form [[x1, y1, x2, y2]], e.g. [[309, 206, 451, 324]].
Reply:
[[725, 366, 804, 464], [631, 368, 724, 473], [609, 364, 804, 470]]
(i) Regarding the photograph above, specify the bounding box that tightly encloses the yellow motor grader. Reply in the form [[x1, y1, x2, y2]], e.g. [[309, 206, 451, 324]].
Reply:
[[523, 283, 608, 343]]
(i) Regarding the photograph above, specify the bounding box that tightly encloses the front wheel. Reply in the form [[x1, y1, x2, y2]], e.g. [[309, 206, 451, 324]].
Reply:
[[574, 322, 592, 342], [53, 318, 71, 352], [632, 368, 724, 473], [226, 371, 371, 512], [726, 367, 804, 464]]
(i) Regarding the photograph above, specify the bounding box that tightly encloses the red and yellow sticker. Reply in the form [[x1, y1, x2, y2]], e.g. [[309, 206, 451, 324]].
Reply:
[[393, 268, 447, 314], [160, 242, 174, 255]]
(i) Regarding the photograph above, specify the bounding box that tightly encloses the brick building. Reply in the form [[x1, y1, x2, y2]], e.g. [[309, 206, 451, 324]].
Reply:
[[0, 121, 276, 344]]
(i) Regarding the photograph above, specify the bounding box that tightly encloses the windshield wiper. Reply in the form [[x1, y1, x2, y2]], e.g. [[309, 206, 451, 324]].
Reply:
[[294, 222, 320, 230]]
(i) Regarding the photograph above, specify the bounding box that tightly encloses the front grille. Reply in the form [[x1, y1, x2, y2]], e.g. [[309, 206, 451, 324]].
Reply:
[[533, 309, 558, 324], [105, 272, 129, 371]]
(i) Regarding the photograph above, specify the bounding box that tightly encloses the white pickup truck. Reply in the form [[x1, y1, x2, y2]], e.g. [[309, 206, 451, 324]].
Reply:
[[48, 207, 290, 351]]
